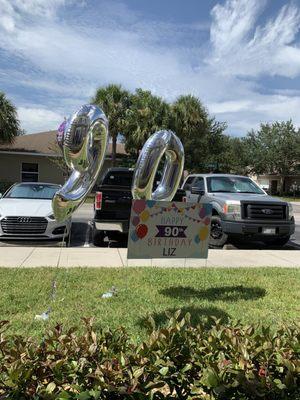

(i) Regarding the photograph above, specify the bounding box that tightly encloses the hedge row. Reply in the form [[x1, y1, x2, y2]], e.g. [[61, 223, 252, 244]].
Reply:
[[0, 312, 299, 399]]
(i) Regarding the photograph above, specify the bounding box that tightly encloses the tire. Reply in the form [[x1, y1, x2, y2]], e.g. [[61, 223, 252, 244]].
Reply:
[[263, 236, 290, 247], [209, 215, 228, 248], [92, 228, 106, 247]]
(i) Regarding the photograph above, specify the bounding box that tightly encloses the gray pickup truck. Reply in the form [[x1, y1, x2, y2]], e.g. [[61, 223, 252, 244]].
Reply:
[[182, 174, 295, 247]]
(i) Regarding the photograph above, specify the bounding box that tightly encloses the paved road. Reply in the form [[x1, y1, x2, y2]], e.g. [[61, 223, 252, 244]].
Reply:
[[0, 203, 299, 250]]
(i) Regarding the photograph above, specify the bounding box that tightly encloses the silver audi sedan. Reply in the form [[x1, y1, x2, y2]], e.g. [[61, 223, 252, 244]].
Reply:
[[0, 182, 71, 240]]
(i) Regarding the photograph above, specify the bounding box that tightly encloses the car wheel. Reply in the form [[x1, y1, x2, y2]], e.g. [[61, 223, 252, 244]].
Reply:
[[209, 216, 228, 248], [92, 228, 106, 247], [263, 236, 290, 247]]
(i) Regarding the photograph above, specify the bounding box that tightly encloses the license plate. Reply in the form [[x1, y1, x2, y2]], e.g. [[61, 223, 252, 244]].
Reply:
[[262, 228, 276, 235]]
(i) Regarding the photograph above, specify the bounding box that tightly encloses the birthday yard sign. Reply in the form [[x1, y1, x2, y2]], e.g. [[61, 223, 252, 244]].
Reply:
[[127, 200, 212, 259]]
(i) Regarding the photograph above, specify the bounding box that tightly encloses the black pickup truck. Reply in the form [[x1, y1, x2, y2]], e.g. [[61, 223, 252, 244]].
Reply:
[[92, 167, 186, 246]]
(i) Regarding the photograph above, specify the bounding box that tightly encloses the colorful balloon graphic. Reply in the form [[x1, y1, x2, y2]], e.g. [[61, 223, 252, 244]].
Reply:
[[194, 234, 200, 244], [131, 230, 139, 242], [136, 224, 148, 239], [204, 216, 210, 226], [199, 207, 206, 219], [199, 226, 209, 241], [133, 200, 146, 214], [140, 209, 150, 222], [132, 216, 140, 226]]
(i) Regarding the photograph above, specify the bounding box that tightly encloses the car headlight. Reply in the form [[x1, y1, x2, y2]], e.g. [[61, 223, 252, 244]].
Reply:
[[223, 202, 241, 220], [48, 213, 56, 220], [288, 203, 294, 219]]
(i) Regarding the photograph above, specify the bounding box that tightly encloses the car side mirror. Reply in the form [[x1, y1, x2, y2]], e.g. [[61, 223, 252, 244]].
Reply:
[[191, 187, 205, 196]]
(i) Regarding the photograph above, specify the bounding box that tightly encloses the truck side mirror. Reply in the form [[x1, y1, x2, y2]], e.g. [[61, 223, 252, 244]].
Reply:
[[191, 187, 205, 196]]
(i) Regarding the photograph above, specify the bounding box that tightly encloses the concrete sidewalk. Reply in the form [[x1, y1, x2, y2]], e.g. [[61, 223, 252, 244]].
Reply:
[[0, 247, 299, 268]]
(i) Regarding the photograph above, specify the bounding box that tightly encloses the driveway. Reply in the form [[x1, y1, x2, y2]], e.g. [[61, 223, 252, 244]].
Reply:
[[0, 203, 299, 250]]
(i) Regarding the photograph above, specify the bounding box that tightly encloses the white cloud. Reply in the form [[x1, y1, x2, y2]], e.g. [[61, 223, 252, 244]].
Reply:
[[0, 0, 300, 135], [210, 0, 265, 58], [209, 94, 300, 135], [18, 106, 63, 132], [209, 0, 300, 78], [209, 100, 252, 114], [0, 0, 68, 32]]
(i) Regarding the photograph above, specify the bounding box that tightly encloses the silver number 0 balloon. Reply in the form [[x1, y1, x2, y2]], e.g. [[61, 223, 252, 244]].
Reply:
[[52, 104, 109, 221], [132, 130, 184, 201]]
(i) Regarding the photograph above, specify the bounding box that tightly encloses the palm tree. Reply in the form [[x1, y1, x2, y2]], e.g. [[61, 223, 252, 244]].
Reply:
[[170, 95, 209, 137], [169, 95, 226, 171], [123, 88, 170, 157], [0, 92, 20, 144], [91, 84, 131, 166]]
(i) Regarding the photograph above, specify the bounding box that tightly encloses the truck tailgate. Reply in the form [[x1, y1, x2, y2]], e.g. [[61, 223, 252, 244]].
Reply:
[[95, 186, 132, 220]]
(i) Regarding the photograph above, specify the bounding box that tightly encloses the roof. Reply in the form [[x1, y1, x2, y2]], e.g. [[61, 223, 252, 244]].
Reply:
[[186, 173, 248, 179], [0, 131, 126, 156], [0, 131, 59, 155]]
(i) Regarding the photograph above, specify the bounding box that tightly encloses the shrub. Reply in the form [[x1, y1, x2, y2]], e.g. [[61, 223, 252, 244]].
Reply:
[[0, 313, 299, 399]]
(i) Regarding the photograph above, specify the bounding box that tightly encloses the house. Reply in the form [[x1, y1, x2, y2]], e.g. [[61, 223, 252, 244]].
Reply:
[[252, 173, 300, 195], [0, 131, 127, 192]]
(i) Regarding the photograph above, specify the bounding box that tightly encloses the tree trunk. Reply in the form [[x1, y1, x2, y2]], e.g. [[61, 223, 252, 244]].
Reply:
[[112, 135, 117, 166], [279, 175, 285, 195]]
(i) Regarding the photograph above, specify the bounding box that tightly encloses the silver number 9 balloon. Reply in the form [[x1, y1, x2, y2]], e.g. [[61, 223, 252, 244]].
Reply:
[[132, 130, 184, 201], [52, 104, 109, 222]]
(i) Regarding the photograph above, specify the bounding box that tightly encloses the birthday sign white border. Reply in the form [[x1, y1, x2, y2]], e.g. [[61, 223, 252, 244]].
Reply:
[[127, 200, 212, 259]]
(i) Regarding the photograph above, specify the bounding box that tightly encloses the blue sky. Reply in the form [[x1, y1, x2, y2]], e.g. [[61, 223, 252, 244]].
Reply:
[[0, 0, 300, 135]]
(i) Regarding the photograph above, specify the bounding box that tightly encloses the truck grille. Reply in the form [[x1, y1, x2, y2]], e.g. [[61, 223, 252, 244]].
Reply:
[[242, 203, 287, 220], [1, 216, 48, 235]]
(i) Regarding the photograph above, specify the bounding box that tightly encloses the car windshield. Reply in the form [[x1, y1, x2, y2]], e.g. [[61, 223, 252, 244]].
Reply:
[[101, 171, 162, 188], [207, 176, 264, 194], [102, 171, 134, 187], [4, 184, 60, 199]]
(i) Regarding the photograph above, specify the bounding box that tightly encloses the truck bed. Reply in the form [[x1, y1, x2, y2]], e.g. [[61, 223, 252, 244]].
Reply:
[[94, 185, 132, 221]]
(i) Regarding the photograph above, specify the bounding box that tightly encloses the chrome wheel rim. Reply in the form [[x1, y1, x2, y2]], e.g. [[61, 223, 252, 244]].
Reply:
[[211, 220, 223, 240]]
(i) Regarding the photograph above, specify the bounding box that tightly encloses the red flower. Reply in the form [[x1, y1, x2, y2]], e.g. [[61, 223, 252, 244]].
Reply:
[[222, 359, 231, 366], [258, 367, 266, 377]]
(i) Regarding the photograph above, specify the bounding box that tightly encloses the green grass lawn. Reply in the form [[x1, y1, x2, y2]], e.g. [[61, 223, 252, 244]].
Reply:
[[84, 195, 95, 204], [0, 267, 299, 341]]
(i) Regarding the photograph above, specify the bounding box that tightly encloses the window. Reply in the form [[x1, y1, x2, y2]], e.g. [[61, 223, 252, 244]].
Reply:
[[21, 163, 39, 182], [206, 176, 264, 194], [102, 171, 134, 187], [183, 176, 194, 191], [193, 177, 204, 191], [5, 183, 60, 199]]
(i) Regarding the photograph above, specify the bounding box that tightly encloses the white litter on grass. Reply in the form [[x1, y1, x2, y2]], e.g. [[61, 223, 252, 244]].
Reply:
[[35, 309, 51, 321], [101, 286, 117, 298]]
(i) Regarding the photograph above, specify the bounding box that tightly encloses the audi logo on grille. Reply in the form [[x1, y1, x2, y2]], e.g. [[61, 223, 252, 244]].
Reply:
[[261, 208, 274, 215], [17, 217, 31, 223]]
